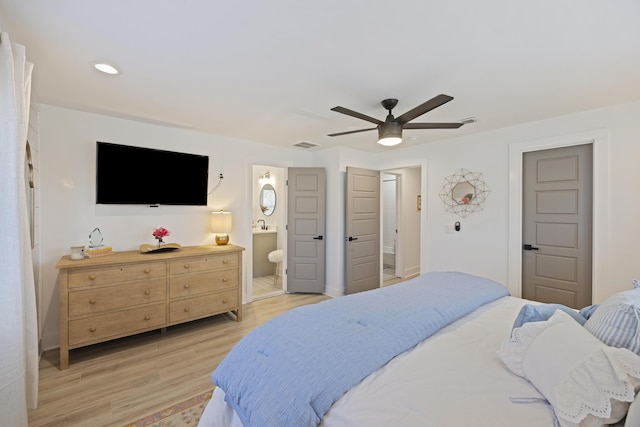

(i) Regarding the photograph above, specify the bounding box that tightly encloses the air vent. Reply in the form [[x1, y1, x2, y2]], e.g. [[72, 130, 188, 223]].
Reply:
[[292, 141, 319, 149]]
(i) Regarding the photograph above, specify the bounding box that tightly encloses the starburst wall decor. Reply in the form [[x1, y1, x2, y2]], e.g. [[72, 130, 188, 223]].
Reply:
[[439, 169, 490, 218]]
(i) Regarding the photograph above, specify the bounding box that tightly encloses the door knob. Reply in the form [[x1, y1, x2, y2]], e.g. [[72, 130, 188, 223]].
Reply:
[[523, 244, 539, 251], [347, 236, 358, 241], [313, 235, 324, 240]]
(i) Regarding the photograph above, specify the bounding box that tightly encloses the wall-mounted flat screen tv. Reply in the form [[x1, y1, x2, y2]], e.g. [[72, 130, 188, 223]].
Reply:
[[96, 142, 209, 206]]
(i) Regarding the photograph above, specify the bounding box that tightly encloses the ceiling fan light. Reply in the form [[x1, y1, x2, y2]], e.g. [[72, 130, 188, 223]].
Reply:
[[377, 122, 403, 146], [377, 136, 402, 146], [93, 62, 120, 75]]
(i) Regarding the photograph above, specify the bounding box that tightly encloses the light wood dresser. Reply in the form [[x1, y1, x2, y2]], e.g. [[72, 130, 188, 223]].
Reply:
[[56, 244, 244, 369]]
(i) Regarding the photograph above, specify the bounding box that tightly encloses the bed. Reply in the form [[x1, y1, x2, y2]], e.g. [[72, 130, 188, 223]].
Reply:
[[199, 272, 640, 427]]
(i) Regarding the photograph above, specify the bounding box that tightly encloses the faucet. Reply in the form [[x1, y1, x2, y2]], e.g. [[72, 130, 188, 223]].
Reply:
[[257, 219, 266, 230]]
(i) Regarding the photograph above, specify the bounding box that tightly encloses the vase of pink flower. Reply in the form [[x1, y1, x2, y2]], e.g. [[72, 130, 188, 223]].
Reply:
[[152, 227, 170, 247]]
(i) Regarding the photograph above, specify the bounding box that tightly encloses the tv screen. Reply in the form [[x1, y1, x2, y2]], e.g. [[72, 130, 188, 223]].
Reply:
[[96, 142, 209, 206]]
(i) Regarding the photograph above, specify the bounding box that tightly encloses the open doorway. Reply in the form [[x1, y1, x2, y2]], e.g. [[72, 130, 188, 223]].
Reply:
[[382, 166, 421, 286], [252, 165, 286, 300], [382, 173, 399, 282]]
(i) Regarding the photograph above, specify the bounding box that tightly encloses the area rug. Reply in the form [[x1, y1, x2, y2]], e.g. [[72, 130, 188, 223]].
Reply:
[[123, 389, 213, 427]]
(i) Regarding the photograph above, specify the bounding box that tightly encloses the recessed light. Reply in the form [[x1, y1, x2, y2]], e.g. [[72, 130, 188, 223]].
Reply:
[[93, 62, 120, 75]]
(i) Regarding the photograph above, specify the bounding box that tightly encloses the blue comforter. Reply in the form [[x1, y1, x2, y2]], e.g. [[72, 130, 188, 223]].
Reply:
[[211, 271, 509, 427]]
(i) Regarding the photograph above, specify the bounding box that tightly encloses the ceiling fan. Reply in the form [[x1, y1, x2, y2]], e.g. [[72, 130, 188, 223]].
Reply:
[[328, 94, 463, 146]]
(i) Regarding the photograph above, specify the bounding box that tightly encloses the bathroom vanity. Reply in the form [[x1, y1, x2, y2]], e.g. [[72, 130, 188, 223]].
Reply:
[[253, 229, 277, 277]]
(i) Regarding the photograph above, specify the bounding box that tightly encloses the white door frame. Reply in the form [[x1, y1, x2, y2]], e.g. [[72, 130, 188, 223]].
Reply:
[[394, 173, 403, 279], [507, 129, 610, 303], [381, 172, 401, 281]]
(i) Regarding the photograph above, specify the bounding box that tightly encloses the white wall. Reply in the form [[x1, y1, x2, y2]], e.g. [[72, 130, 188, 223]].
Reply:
[[39, 105, 312, 350], [393, 167, 421, 277]]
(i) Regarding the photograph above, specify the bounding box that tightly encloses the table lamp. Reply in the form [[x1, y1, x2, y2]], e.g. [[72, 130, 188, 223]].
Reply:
[[211, 211, 232, 245]]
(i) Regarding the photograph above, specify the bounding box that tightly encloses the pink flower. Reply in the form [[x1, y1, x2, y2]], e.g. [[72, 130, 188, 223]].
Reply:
[[153, 227, 170, 239]]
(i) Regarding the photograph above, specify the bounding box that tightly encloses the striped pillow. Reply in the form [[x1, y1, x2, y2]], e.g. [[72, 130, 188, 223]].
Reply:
[[584, 287, 640, 354]]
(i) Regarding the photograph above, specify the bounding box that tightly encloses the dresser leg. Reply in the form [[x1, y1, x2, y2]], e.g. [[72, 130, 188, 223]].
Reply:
[[60, 347, 69, 370]]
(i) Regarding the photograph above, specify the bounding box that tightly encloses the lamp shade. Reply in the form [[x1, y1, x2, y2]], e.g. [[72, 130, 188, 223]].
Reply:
[[377, 122, 403, 146], [211, 211, 232, 232]]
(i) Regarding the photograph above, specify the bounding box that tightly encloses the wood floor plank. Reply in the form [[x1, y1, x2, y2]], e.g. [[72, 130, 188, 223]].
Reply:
[[28, 293, 329, 427]]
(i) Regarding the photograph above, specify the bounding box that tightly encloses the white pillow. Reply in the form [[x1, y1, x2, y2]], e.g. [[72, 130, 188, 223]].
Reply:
[[584, 287, 640, 354], [499, 310, 640, 426]]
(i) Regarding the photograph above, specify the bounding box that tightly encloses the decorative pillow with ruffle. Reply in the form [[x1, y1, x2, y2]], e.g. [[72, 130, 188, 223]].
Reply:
[[499, 310, 640, 426]]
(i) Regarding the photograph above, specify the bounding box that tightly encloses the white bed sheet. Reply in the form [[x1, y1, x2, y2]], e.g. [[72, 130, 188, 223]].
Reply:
[[200, 296, 556, 426]]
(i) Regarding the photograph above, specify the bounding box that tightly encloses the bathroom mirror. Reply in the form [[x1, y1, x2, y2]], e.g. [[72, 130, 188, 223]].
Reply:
[[260, 184, 276, 216]]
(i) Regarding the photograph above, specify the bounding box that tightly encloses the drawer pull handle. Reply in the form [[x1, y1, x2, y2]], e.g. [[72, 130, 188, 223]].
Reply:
[[144, 268, 151, 274], [184, 307, 190, 312], [183, 264, 190, 269], [223, 259, 229, 264], [89, 275, 96, 280], [144, 315, 150, 320], [184, 284, 190, 289], [222, 299, 228, 303], [89, 327, 96, 332], [144, 290, 151, 295], [89, 299, 96, 304], [222, 278, 228, 282]]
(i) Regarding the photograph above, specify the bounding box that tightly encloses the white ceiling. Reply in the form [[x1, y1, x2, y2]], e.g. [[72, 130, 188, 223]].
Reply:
[[1, 0, 640, 153]]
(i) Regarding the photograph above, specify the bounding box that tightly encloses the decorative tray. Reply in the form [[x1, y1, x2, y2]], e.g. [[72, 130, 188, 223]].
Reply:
[[139, 243, 182, 253]]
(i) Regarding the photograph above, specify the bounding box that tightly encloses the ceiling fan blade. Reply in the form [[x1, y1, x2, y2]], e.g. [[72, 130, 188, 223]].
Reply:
[[404, 122, 463, 129], [327, 127, 377, 137], [331, 106, 384, 125], [395, 94, 454, 124]]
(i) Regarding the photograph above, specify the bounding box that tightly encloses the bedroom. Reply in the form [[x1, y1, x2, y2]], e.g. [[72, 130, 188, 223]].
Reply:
[[1, 1, 640, 426]]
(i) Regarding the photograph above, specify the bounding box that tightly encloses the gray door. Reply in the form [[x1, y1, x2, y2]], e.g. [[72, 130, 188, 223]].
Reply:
[[345, 166, 380, 294], [286, 167, 326, 293], [522, 144, 593, 308]]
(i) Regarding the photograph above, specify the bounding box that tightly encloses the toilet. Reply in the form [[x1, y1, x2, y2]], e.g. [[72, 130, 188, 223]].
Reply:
[[267, 249, 283, 286]]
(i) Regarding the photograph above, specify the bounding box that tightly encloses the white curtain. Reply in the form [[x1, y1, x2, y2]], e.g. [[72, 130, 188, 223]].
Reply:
[[0, 30, 38, 426]]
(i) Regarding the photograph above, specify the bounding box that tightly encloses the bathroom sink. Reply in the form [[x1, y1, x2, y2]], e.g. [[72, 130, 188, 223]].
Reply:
[[253, 227, 277, 234]]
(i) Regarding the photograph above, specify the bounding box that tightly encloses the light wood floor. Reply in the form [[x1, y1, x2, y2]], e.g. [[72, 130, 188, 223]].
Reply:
[[29, 293, 329, 427], [252, 274, 284, 300]]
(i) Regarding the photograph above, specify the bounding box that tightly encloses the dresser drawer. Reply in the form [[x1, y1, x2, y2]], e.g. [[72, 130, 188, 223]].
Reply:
[[169, 253, 239, 275], [169, 290, 238, 323], [68, 278, 166, 317], [68, 302, 166, 346], [169, 269, 238, 298], [68, 262, 166, 288]]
